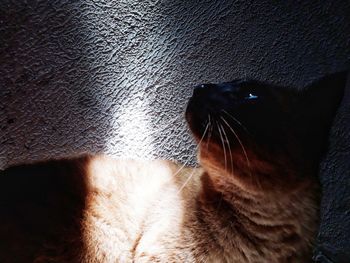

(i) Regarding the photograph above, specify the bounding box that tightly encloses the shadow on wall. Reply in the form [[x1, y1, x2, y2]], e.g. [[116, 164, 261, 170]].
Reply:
[[0, 1, 118, 168], [158, 0, 350, 87], [315, 74, 350, 263]]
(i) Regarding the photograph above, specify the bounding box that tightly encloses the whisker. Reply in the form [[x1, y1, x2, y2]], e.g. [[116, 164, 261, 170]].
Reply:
[[153, 114, 198, 177], [221, 109, 251, 136], [176, 168, 197, 194], [219, 122, 234, 175], [207, 114, 213, 151], [159, 115, 198, 176], [220, 117, 250, 168], [220, 116, 263, 191], [216, 121, 227, 172], [219, 116, 255, 183], [195, 121, 210, 151], [176, 121, 210, 193]]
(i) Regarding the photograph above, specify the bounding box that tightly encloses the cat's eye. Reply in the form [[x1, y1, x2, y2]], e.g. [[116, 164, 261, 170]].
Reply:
[[239, 88, 260, 101], [245, 93, 259, 100]]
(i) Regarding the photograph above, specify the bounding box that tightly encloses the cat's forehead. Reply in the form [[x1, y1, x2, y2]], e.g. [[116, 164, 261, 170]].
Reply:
[[220, 79, 268, 90], [229, 79, 296, 95], [221, 79, 251, 87]]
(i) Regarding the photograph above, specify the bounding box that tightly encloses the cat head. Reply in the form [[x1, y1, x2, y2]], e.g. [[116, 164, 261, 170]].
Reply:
[[185, 72, 347, 192]]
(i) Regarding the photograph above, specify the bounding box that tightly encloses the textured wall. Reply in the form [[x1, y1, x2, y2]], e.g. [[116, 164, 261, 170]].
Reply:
[[314, 75, 350, 263], [0, 0, 349, 261]]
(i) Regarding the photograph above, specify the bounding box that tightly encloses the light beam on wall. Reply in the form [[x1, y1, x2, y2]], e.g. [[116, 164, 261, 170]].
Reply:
[[107, 89, 156, 160]]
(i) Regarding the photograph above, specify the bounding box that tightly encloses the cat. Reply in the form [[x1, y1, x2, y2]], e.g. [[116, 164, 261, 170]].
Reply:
[[0, 71, 347, 263]]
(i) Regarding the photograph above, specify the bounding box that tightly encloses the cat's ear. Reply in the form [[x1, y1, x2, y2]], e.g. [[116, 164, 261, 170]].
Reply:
[[300, 71, 348, 117], [295, 71, 348, 156], [303, 71, 348, 103]]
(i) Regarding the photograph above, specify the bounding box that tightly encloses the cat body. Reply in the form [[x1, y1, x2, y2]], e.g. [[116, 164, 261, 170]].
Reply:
[[0, 72, 347, 262], [0, 156, 316, 263]]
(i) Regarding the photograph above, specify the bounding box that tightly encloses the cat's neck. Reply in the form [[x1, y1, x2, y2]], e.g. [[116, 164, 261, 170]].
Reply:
[[197, 171, 319, 262]]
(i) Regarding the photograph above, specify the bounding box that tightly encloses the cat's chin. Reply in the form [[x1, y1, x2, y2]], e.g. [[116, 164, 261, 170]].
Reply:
[[185, 105, 248, 150], [198, 137, 311, 195]]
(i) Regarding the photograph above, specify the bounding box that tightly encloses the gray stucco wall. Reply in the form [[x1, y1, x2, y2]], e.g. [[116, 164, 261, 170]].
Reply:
[[0, 0, 349, 261], [314, 76, 350, 263]]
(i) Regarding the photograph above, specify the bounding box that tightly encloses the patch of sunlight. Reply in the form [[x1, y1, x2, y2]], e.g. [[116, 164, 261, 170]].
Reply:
[[107, 89, 156, 160]]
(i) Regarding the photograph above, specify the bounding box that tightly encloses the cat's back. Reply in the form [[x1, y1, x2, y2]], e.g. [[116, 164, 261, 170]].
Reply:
[[0, 155, 202, 263]]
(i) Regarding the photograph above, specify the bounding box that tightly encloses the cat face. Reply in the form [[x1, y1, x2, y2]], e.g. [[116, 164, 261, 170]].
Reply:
[[186, 80, 296, 153], [185, 72, 347, 191]]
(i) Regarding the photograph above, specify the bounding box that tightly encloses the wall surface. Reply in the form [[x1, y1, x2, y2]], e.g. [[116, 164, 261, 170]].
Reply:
[[0, 0, 349, 261], [314, 75, 350, 263]]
